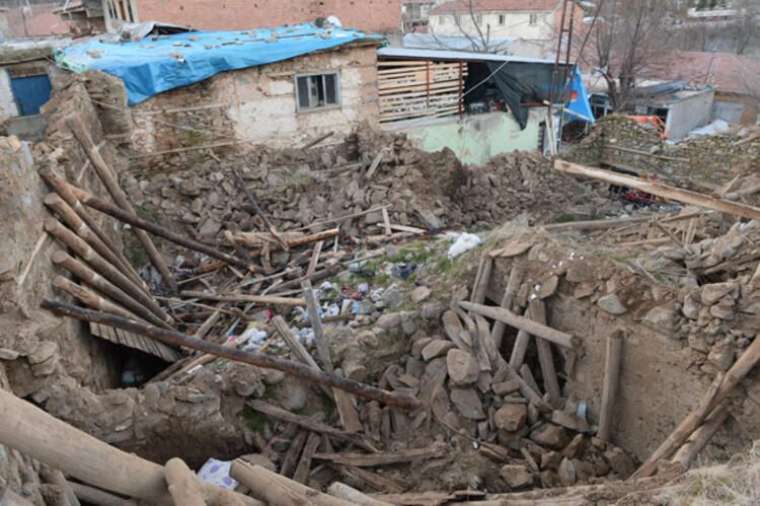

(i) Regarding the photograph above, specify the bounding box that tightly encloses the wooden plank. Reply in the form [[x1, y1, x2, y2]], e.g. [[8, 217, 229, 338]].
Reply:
[[314, 444, 446, 467], [378, 80, 464, 94], [248, 400, 375, 451], [459, 301, 578, 349], [598, 330, 624, 442], [293, 433, 321, 484], [555, 160, 760, 222], [379, 106, 460, 122]]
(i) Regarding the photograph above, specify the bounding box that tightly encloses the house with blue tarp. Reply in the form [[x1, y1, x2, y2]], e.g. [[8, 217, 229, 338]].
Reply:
[[43, 21, 593, 163], [54, 22, 385, 154]]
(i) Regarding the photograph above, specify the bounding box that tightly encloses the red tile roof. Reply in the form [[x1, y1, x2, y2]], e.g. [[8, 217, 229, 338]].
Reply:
[[643, 51, 760, 97], [431, 0, 560, 15]]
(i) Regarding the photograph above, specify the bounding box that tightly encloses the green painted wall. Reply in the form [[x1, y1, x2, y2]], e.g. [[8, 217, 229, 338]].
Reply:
[[393, 110, 544, 165]]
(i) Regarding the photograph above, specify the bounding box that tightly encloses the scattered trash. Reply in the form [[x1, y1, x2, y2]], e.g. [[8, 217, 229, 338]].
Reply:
[[446, 232, 482, 259], [197, 458, 238, 490]]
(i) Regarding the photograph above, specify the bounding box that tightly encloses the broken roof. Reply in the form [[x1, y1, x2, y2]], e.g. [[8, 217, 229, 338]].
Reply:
[[56, 23, 384, 105]]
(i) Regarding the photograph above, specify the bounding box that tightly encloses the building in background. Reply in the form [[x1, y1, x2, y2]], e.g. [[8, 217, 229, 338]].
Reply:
[[134, 0, 402, 34], [643, 51, 760, 125], [402, 0, 437, 32], [427, 0, 583, 58]]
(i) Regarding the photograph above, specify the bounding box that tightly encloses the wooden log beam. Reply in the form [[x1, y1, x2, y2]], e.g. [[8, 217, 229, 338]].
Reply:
[[492, 262, 525, 349], [272, 314, 362, 434], [181, 290, 305, 307], [43, 192, 143, 291], [670, 401, 730, 470], [53, 276, 142, 322], [164, 458, 206, 506], [531, 300, 561, 407], [248, 400, 376, 451], [554, 160, 760, 221], [0, 389, 260, 505], [459, 301, 578, 349], [314, 445, 446, 467], [226, 228, 340, 251], [38, 168, 146, 292], [44, 218, 170, 323], [230, 462, 353, 506], [69, 482, 136, 506], [60, 180, 255, 273], [51, 251, 170, 330], [632, 373, 724, 479], [598, 330, 624, 442], [327, 483, 394, 506], [42, 300, 421, 410], [66, 115, 177, 292], [634, 330, 760, 478]]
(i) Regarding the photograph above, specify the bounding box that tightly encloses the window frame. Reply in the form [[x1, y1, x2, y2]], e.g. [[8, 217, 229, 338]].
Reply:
[[529, 13, 539, 25], [294, 71, 342, 113], [498, 14, 506, 25]]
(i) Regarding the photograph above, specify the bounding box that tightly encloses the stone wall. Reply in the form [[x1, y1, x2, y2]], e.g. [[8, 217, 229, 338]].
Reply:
[[129, 43, 379, 172]]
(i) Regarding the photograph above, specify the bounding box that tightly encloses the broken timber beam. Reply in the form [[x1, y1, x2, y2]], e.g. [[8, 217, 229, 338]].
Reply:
[[51, 251, 170, 330], [635, 323, 760, 478], [165, 458, 207, 506], [66, 115, 177, 292], [327, 482, 394, 506], [459, 301, 578, 349], [44, 218, 170, 323], [38, 167, 146, 292], [554, 160, 760, 222], [230, 462, 353, 506], [0, 389, 260, 506], [43, 191, 144, 291], [42, 299, 420, 410], [181, 290, 305, 307], [598, 330, 624, 442], [59, 180, 255, 272]]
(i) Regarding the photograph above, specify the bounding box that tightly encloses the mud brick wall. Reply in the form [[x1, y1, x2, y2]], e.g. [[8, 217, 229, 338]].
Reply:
[[129, 43, 379, 173], [136, 0, 402, 33]]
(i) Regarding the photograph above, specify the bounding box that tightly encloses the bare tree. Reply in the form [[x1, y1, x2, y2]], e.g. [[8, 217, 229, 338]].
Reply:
[[429, 0, 547, 53], [576, 0, 680, 110], [732, 0, 760, 54]]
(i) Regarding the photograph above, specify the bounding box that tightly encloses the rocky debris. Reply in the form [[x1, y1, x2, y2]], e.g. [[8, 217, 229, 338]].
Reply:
[[494, 403, 528, 432], [530, 424, 571, 451], [597, 294, 627, 315], [500, 464, 534, 489], [446, 349, 479, 386], [450, 387, 486, 420], [422, 339, 456, 361]]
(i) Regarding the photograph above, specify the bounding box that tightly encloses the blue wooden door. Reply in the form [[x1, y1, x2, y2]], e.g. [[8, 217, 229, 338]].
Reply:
[[10, 74, 52, 116]]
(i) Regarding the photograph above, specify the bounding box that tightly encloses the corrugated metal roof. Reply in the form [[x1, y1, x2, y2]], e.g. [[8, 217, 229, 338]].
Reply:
[[378, 46, 555, 64]]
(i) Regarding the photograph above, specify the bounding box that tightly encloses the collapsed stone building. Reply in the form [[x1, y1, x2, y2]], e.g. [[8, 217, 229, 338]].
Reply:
[[3, 16, 760, 506]]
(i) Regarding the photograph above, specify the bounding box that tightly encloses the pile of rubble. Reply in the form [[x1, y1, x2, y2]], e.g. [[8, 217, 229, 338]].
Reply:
[[122, 128, 617, 252]]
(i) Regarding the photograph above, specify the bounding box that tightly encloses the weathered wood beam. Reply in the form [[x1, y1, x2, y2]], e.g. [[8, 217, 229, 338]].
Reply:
[[555, 160, 760, 221], [42, 299, 420, 410]]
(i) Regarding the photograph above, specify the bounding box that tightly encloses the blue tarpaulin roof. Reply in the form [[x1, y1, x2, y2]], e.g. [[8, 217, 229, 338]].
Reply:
[[564, 66, 595, 124], [57, 23, 384, 105]]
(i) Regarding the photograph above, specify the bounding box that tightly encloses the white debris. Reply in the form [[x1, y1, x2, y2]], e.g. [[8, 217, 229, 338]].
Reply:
[[446, 232, 482, 259], [688, 119, 730, 138], [239, 324, 268, 352], [197, 459, 238, 490]]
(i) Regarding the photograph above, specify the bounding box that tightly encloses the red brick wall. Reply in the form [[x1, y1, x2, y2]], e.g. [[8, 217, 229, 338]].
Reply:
[[135, 0, 401, 33]]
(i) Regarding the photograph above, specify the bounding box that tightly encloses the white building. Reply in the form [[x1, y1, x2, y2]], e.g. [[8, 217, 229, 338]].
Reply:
[[427, 0, 579, 57]]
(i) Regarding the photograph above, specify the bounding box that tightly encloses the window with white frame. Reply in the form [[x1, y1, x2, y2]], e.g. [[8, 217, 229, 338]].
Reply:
[[295, 73, 340, 111], [498, 14, 506, 25], [474, 13, 483, 24], [529, 13, 539, 25]]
